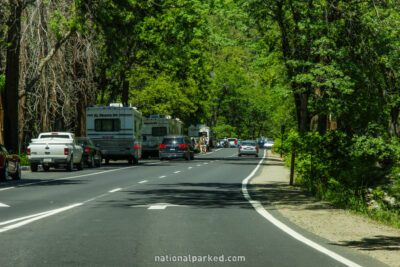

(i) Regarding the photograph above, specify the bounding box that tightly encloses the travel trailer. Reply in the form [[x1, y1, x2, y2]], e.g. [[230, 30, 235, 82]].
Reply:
[[141, 114, 184, 157]]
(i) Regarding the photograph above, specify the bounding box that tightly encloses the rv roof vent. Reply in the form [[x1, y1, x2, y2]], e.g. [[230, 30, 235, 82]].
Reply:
[[110, 103, 123, 107]]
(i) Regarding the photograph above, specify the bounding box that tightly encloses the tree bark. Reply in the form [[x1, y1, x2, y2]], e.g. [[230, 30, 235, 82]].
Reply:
[[3, 0, 23, 152]]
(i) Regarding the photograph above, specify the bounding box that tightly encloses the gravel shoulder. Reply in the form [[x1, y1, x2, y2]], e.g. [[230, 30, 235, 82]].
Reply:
[[250, 151, 400, 267]]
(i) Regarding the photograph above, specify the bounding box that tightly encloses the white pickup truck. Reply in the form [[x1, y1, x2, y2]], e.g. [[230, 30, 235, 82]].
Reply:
[[27, 132, 84, 172]]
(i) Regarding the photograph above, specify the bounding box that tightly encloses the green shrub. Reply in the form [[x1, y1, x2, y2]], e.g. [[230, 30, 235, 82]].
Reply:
[[18, 153, 29, 166]]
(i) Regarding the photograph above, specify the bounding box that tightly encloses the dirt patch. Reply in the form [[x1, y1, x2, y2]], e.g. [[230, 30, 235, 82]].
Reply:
[[251, 152, 400, 267]]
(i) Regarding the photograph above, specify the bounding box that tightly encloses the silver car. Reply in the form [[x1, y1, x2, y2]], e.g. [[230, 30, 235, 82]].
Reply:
[[238, 140, 259, 157]]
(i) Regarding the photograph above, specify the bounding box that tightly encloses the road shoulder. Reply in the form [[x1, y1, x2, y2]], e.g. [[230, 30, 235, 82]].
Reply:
[[250, 151, 400, 267]]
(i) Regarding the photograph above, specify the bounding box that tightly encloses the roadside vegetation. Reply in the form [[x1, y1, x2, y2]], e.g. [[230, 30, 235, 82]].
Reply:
[[1, 1, 399, 226]]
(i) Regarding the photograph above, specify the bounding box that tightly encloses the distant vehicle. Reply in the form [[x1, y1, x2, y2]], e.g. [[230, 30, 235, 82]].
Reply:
[[264, 138, 274, 149], [188, 124, 215, 151], [141, 114, 183, 158], [228, 138, 237, 148], [159, 136, 195, 161], [238, 140, 259, 157], [257, 137, 266, 148], [75, 137, 102, 168], [86, 103, 142, 164], [27, 132, 84, 172], [216, 139, 224, 148], [0, 144, 21, 180]]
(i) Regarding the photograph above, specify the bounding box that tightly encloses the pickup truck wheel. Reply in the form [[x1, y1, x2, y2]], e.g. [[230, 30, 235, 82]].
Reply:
[[89, 155, 95, 168], [77, 157, 84, 170], [96, 153, 102, 167], [42, 165, 50, 172], [30, 163, 38, 172], [0, 163, 8, 181], [66, 156, 73, 171], [12, 163, 21, 180]]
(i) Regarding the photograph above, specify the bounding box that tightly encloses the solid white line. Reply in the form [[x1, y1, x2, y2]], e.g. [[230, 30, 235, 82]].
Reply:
[[0, 203, 83, 233], [0, 187, 15, 192], [109, 188, 122, 193], [241, 150, 361, 267], [174, 171, 181, 174], [159, 176, 166, 179], [0, 202, 10, 207], [138, 180, 148, 184]]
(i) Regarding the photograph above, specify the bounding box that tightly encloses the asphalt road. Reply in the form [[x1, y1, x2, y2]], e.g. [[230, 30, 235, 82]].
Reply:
[[0, 148, 382, 266]]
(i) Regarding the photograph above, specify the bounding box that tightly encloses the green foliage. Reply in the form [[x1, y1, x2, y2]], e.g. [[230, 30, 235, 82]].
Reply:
[[0, 74, 4, 93], [18, 153, 29, 166]]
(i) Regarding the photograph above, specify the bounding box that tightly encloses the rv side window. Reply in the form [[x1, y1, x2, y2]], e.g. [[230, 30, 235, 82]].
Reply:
[[152, 127, 167, 136], [95, 119, 121, 132]]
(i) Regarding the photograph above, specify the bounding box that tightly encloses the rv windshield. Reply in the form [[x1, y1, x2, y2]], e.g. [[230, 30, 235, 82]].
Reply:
[[152, 127, 167, 136], [95, 119, 121, 132]]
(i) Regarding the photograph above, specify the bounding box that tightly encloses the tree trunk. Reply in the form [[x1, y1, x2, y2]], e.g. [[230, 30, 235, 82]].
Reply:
[[3, 0, 23, 152]]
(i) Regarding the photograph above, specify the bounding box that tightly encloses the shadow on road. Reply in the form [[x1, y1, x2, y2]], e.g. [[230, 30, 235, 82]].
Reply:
[[331, 235, 400, 251], [101, 182, 256, 209], [250, 182, 338, 211], [0, 178, 87, 188]]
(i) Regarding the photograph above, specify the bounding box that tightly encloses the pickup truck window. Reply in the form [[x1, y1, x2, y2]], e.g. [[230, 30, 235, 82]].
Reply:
[[95, 119, 121, 132], [40, 135, 70, 139]]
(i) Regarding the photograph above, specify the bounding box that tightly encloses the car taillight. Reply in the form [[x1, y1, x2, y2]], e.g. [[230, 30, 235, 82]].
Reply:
[[159, 144, 167, 149], [64, 148, 69, 155], [27, 148, 31, 156], [256, 146, 258, 150], [84, 146, 90, 154], [178, 144, 187, 149], [239, 146, 242, 149], [134, 144, 141, 149]]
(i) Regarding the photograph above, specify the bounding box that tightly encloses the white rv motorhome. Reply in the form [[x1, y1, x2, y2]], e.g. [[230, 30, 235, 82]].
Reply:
[[86, 103, 142, 164], [141, 115, 184, 157], [188, 124, 215, 151]]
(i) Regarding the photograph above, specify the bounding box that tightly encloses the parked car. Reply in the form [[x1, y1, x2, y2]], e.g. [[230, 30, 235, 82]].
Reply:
[[228, 138, 238, 148], [27, 132, 84, 172], [159, 136, 195, 161], [238, 140, 259, 157], [264, 138, 275, 149], [76, 137, 102, 168], [0, 144, 21, 180]]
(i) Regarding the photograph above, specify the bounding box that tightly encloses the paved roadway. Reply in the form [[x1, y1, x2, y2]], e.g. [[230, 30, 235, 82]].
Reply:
[[0, 148, 383, 266]]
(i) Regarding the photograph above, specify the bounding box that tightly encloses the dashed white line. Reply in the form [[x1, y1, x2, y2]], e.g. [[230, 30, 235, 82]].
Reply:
[[174, 171, 181, 174], [0, 202, 10, 208], [109, 188, 122, 193], [197, 164, 201, 167], [188, 167, 193, 170], [138, 180, 148, 184], [159, 176, 166, 179], [203, 163, 208, 165], [242, 151, 361, 267]]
